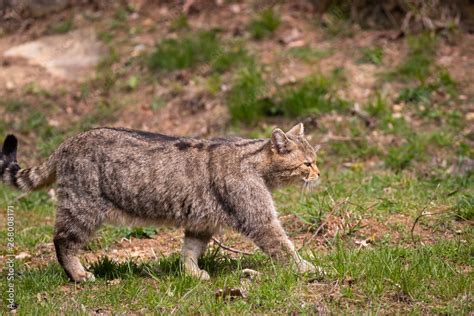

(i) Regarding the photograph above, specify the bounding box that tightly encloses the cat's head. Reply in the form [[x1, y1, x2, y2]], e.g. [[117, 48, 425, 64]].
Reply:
[[268, 123, 320, 188]]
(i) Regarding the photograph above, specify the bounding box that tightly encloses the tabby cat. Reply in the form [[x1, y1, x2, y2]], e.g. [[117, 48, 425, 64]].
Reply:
[[0, 123, 320, 281]]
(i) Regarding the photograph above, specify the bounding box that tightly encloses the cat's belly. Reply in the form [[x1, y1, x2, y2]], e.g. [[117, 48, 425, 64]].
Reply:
[[105, 207, 179, 227], [104, 204, 224, 234]]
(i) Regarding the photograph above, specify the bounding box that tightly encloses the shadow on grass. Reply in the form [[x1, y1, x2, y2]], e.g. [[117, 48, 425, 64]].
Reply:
[[88, 248, 269, 281]]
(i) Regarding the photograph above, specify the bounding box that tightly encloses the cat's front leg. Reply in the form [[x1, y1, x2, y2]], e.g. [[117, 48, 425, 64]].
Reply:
[[249, 218, 318, 274], [223, 178, 319, 275]]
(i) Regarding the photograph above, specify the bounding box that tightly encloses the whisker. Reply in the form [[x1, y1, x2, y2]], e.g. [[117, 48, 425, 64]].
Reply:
[[300, 180, 309, 201]]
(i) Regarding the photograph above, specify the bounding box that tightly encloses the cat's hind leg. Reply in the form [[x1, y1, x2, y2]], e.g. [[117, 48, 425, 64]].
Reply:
[[181, 230, 212, 280], [53, 188, 109, 282]]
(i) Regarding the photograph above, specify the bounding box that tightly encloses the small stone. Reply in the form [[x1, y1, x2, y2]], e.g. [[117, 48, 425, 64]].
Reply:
[[393, 104, 403, 112], [288, 40, 306, 48], [241, 268, 261, 279], [466, 112, 474, 121], [15, 252, 31, 260], [142, 18, 155, 27], [106, 279, 121, 285], [48, 188, 57, 202], [281, 28, 302, 45], [48, 119, 60, 127], [131, 44, 146, 57], [6, 81, 14, 90], [230, 4, 240, 13], [393, 112, 402, 119]]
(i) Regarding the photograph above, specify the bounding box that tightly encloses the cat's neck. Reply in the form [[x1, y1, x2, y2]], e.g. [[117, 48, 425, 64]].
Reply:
[[239, 139, 275, 180]]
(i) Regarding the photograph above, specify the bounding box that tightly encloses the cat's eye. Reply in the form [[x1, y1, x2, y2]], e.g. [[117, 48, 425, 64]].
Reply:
[[304, 162, 312, 167]]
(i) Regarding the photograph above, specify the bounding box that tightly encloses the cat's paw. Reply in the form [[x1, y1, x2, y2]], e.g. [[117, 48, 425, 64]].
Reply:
[[73, 271, 96, 283], [184, 265, 211, 281], [197, 269, 210, 281], [190, 268, 210, 281], [296, 259, 317, 274], [296, 259, 326, 276]]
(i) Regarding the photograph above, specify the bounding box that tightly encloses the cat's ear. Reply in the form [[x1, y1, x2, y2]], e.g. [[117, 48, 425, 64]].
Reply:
[[287, 123, 304, 138], [271, 128, 293, 154]]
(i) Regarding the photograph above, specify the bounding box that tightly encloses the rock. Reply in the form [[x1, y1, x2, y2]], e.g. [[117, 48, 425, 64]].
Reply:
[[131, 44, 146, 57], [280, 28, 303, 46], [241, 268, 261, 279], [6, 81, 15, 90], [3, 29, 105, 81], [466, 112, 474, 121], [393, 104, 403, 112], [230, 4, 240, 13]]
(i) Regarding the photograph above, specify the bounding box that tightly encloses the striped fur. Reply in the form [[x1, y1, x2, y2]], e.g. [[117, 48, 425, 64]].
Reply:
[[0, 123, 322, 282], [0, 135, 56, 191]]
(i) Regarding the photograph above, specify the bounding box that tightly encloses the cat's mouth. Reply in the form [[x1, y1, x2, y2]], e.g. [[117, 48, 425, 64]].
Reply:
[[301, 176, 320, 193]]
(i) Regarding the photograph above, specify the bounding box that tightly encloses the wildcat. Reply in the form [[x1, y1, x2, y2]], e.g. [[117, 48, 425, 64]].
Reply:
[[0, 123, 320, 281]]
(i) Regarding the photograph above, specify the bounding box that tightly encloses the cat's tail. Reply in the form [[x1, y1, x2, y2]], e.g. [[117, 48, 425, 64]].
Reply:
[[0, 135, 57, 192]]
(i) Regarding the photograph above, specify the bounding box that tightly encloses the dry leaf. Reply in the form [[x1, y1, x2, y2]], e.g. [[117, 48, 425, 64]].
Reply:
[[215, 287, 247, 300], [241, 268, 261, 280], [15, 252, 31, 260]]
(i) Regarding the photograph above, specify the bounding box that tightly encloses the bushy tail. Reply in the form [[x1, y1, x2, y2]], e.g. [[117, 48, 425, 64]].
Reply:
[[0, 135, 56, 191]]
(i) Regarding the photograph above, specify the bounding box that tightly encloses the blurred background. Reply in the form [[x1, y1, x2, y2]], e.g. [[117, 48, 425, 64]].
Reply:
[[0, 1, 473, 314], [0, 0, 473, 167]]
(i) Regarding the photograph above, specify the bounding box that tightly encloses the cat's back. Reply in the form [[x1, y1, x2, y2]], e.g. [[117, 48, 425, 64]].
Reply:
[[60, 127, 260, 165]]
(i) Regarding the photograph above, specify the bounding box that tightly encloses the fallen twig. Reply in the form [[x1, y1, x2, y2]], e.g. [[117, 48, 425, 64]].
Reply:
[[410, 207, 454, 246], [298, 198, 349, 251], [352, 103, 376, 128], [409, 183, 463, 246], [212, 238, 254, 256]]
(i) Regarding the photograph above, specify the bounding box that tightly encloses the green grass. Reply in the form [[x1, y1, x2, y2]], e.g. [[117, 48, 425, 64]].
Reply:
[[227, 71, 349, 125], [320, 3, 353, 38], [109, 8, 129, 30], [388, 33, 437, 83], [1, 164, 472, 314], [249, 8, 281, 40], [94, 47, 120, 95], [3, 239, 472, 314], [1, 99, 30, 113], [277, 74, 349, 117], [77, 100, 122, 131], [49, 18, 74, 34], [454, 194, 474, 221], [359, 46, 383, 65], [148, 31, 221, 72], [211, 44, 252, 74], [396, 70, 458, 104], [0, 16, 472, 315], [287, 46, 333, 63], [170, 15, 190, 31], [384, 136, 426, 172], [227, 62, 266, 125], [98, 31, 114, 44]]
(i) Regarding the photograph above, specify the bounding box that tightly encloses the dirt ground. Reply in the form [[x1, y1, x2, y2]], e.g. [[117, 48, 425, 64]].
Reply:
[[1, 0, 473, 264]]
